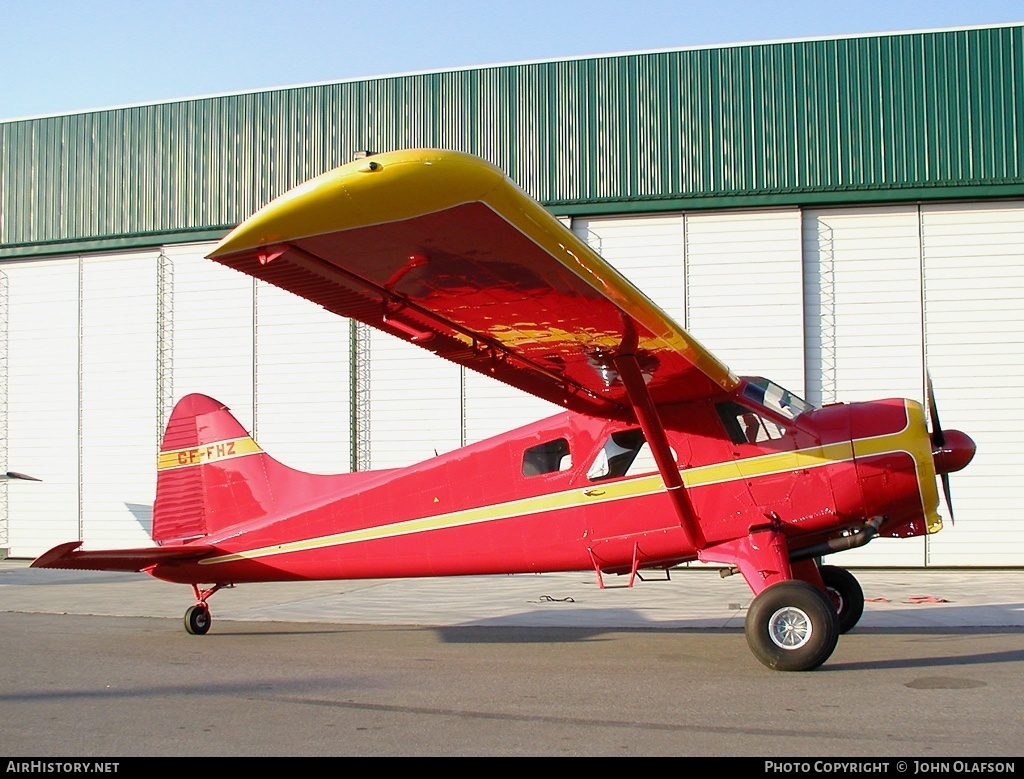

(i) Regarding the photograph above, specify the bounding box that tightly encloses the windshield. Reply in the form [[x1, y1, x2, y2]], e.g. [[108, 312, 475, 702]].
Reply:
[[742, 378, 813, 421]]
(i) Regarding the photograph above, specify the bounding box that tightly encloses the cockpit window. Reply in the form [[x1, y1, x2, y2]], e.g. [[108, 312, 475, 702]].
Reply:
[[742, 378, 813, 421], [716, 401, 787, 445], [587, 429, 669, 481], [522, 438, 571, 477]]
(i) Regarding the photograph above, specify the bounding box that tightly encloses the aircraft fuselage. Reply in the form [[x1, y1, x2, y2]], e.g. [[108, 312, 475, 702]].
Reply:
[[148, 382, 941, 592]]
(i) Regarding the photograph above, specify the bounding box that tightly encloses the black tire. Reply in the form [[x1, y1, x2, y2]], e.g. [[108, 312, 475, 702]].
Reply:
[[745, 580, 840, 671], [820, 565, 865, 634], [184, 604, 211, 635]]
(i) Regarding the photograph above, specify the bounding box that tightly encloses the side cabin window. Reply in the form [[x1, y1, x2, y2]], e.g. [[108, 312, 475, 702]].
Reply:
[[587, 428, 664, 481], [716, 401, 787, 446], [522, 438, 572, 477]]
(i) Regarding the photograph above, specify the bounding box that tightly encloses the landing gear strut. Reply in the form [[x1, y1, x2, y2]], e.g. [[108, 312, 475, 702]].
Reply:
[[183, 583, 226, 635]]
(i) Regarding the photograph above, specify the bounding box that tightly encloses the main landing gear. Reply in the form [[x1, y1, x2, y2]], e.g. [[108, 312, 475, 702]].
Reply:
[[745, 580, 839, 671], [820, 564, 865, 634], [183, 583, 227, 635], [743, 566, 865, 671]]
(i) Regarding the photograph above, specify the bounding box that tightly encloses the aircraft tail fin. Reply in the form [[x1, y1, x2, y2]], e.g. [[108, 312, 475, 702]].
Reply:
[[34, 394, 341, 570], [153, 394, 314, 543]]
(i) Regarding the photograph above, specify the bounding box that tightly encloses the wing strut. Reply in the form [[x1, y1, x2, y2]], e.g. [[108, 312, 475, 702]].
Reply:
[[611, 347, 706, 552]]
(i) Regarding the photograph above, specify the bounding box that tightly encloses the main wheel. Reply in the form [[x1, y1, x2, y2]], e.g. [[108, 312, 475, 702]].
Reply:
[[820, 565, 865, 634], [184, 604, 211, 635], [745, 580, 840, 671]]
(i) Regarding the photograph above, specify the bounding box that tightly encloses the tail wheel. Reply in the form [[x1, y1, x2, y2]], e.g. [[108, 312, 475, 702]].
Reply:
[[184, 604, 211, 635], [819, 565, 865, 634], [745, 580, 839, 671]]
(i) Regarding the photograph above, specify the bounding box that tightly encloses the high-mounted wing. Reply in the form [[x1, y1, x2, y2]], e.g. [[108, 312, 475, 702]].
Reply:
[[209, 149, 738, 418]]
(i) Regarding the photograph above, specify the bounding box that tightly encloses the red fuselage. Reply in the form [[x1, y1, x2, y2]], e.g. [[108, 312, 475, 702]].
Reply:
[[146, 383, 942, 591]]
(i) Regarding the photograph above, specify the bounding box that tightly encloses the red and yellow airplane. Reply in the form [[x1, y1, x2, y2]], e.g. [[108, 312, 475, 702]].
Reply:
[[32, 149, 976, 671]]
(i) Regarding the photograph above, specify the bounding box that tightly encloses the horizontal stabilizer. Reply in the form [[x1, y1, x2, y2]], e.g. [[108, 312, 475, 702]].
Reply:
[[31, 541, 213, 572]]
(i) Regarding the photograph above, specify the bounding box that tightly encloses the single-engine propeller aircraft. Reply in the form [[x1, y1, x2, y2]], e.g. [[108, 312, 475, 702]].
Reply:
[[33, 149, 976, 671]]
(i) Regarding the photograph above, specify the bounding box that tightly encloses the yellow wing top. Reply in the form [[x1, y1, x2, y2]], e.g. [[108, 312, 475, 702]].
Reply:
[[209, 148, 738, 418]]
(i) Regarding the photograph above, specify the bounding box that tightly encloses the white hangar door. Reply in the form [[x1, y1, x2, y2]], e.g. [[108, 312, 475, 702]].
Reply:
[[802, 205, 927, 567], [3, 251, 160, 558], [367, 330, 463, 470], [921, 200, 1024, 567], [685, 209, 805, 397], [253, 279, 352, 476], [3, 257, 83, 558], [462, 366, 563, 447], [79, 251, 160, 550], [161, 243, 255, 432]]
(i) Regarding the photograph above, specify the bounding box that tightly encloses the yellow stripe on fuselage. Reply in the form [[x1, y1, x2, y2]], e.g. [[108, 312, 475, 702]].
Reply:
[[157, 437, 262, 471], [198, 403, 939, 566]]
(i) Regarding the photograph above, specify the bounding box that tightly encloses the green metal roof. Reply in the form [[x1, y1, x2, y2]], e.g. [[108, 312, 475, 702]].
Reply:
[[2, 24, 1023, 258]]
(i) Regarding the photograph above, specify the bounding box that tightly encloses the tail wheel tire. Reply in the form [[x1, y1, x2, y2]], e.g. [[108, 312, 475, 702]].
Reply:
[[820, 565, 865, 634], [745, 580, 840, 671], [184, 604, 211, 635]]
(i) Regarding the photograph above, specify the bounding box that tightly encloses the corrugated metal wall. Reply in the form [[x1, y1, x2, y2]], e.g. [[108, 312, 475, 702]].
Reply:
[[2, 25, 1023, 257]]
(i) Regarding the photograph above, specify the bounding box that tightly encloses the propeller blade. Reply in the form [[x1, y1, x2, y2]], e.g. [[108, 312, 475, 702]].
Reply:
[[928, 372, 976, 526], [926, 371, 945, 447], [2, 471, 42, 481], [941, 473, 955, 526], [928, 371, 951, 523]]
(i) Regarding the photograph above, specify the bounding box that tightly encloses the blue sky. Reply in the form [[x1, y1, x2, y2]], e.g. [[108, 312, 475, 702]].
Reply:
[[2, 0, 1022, 122]]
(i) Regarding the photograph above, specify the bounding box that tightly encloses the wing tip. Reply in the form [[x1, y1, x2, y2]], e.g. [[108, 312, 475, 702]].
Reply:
[[207, 148, 505, 261]]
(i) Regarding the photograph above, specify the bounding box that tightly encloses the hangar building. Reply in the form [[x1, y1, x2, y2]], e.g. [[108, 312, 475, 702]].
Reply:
[[1, 23, 1022, 567]]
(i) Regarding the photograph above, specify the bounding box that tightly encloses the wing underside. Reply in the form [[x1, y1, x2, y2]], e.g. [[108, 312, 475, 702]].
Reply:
[[208, 149, 738, 418]]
